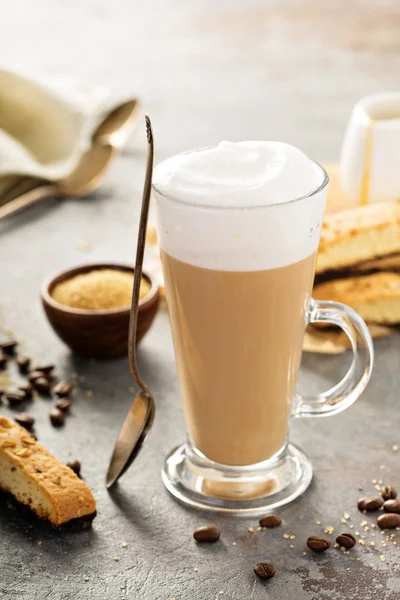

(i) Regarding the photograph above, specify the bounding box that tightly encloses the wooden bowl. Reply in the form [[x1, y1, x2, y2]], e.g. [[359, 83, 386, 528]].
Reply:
[[41, 263, 160, 359]]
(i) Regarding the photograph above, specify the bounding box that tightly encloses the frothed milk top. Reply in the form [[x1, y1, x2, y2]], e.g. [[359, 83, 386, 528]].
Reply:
[[153, 141, 328, 271], [153, 141, 322, 207]]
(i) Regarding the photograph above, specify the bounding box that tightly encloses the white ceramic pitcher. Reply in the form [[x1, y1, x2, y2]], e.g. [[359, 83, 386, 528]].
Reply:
[[340, 92, 400, 205]]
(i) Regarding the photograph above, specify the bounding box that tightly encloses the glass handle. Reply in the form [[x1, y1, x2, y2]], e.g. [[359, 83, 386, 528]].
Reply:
[[293, 299, 374, 418]]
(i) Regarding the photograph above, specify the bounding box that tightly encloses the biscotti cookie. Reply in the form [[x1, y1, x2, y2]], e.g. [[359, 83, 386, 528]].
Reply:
[[352, 253, 400, 273], [315, 253, 400, 285], [313, 272, 400, 325], [316, 202, 400, 274], [0, 415, 96, 526], [303, 323, 392, 354]]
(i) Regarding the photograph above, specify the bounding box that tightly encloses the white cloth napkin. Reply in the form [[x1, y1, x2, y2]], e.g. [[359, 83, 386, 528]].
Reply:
[[0, 67, 139, 181]]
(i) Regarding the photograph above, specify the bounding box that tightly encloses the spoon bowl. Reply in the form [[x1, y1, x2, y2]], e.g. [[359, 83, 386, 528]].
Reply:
[[106, 391, 155, 487], [58, 144, 115, 196], [93, 99, 141, 148]]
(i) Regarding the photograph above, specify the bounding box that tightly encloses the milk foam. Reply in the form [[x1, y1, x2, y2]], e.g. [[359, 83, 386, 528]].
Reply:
[[153, 141, 328, 271], [154, 141, 322, 207]]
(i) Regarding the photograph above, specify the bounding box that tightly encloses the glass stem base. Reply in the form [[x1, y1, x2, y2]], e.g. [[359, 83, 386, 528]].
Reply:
[[162, 442, 313, 516]]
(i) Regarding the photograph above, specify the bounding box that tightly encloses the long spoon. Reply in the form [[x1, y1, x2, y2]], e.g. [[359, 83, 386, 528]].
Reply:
[[106, 115, 155, 488]]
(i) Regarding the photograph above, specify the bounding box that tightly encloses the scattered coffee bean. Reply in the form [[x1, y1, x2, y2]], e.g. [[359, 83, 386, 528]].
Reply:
[[357, 498, 366, 511], [0, 339, 17, 354], [34, 377, 51, 395], [377, 513, 400, 530], [336, 533, 356, 549], [55, 398, 72, 412], [34, 364, 54, 375], [49, 408, 65, 427], [381, 486, 397, 501], [14, 413, 35, 430], [6, 391, 27, 406], [259, 514, 282, 528], [307, 536, 331, 553], [0, 352, 8, 369], [28, 370, 48, 384], [18, 383, 33, 398], [53, 381, 73, 397], [383, 499, 400, 514], [67, 459, 81, 476], [193, 526, 220, 543], [16, 355, 31, 374], [254, 563, 276, 580], [357, 496, 383, 512]]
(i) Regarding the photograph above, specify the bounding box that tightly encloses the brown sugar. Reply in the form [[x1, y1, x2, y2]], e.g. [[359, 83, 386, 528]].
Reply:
[[51, 269, 150, 310]]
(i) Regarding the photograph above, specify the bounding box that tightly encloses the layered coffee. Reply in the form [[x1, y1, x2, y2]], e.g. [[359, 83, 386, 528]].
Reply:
[[153, 141, 325, 466]]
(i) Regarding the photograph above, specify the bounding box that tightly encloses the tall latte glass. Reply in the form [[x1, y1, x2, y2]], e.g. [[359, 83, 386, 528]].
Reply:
[[153, 141, 373, 515]]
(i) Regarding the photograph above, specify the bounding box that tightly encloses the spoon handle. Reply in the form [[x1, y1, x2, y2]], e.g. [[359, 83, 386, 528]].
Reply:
[[128, 115, 154, 394], [0, 184, 56, 220]]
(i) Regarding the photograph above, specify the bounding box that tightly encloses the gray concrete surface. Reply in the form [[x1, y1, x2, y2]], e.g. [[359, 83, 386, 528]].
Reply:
[[0, 1, 400, 598]]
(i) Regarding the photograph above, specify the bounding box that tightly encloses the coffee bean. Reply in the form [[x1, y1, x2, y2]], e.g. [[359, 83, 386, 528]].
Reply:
[[0, 351, 8, 369], [67, 459, 81, 476], [0, 339, 17, 354], [55, 398, 72, 412], [14, 413, 35, 430], [193, 526, 220, 543], [377, 513, 400, 529], [383, 499, 400, 514], [357, 498, 366, 511], [49, 409, 65, 427], [34, 377, 51, 395], [259, 514, 282, 528], [307, 536, 331, 553], [254, 563, 276, 580], [34, 364, 54, 375], [28, 370, 48, 383], [357, 496, 383, 512], [16, 356, 31, 374], [336, 533, 356, 549], [53, 381, 73, 397], [382, 486, 397, 501], [6, 391, 27, 406], [18, 383, 33, 398]]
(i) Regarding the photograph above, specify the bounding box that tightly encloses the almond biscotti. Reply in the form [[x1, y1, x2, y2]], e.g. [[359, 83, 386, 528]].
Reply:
[[352, 253, 400, 273], [316, 202, 400, 275], [0, 415, 96, 526], [303, 323, 392, 354], [313, 272, 400, 325]]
